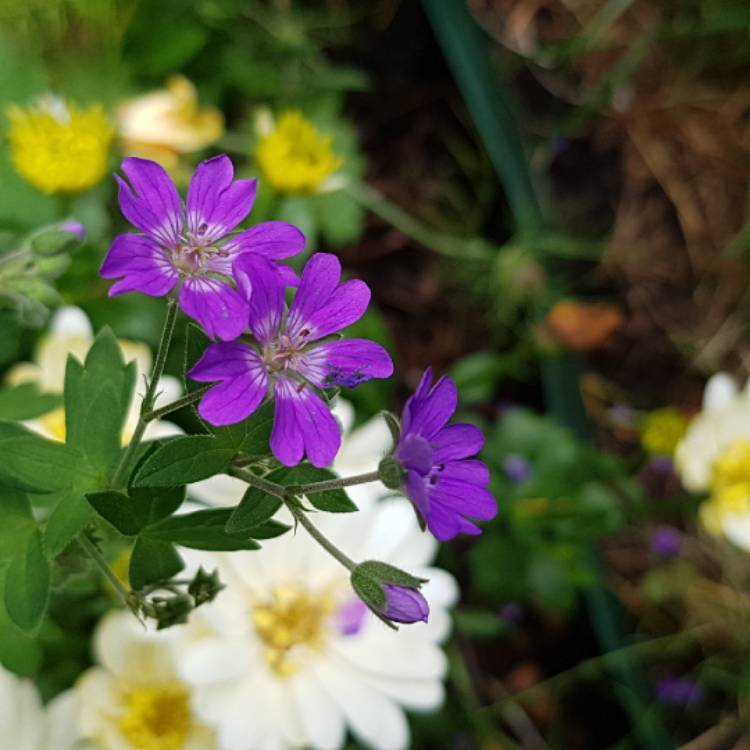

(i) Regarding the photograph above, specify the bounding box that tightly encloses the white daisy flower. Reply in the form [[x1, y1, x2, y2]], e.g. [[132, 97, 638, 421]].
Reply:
[[76, 611, 218, 750], [674, 372, 750, 549], [177, 495, 458, 750], [0, 664, 82, 750], [5, 305, 182, 442]]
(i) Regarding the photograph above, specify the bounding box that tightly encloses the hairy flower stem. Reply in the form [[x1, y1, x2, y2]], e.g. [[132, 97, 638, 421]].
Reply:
[[110, 297, 179, 489], [286, 471, 381, 496], [229, 466, 287, 498], [142, 385, 210, 422], [286, 500, 357, 572], [78, 532, 137, 611], [229, 465, 359, 571]]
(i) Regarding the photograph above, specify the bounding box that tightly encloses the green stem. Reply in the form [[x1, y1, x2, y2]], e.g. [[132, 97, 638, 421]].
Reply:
[[78, 533, 133, 608], [288, 470, 381, 496], [286, 500, 357, 571], [347, 181, 491, 260], [143, 386, 210, 422], [110, 298, 179, 489], [229, 465, 287, 498]]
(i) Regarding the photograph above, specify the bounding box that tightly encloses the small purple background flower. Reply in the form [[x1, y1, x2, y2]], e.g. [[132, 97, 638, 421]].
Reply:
[[650, 525, 681, 558], [100, 154, 304, 340], [503, 454, 532, 484], [189, 252, 393, 467], [59, 220, 85, 240], [395, 368, 496, 541], [656, 676, 703, 706]]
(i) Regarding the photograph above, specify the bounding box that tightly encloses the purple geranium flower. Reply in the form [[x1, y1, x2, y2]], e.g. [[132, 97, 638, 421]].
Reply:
[[100, 154, 304, 340], [395, 368, 496, 541], [189, 252, 393, 467]]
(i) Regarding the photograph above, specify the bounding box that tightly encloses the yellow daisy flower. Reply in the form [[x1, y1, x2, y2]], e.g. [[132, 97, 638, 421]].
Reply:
[[7, 95, 112, 194], [256, 110, 342, 194]]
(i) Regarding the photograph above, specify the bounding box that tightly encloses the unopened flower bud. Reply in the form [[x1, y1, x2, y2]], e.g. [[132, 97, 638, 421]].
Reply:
[[188, 567, 224, 606], [148, 593, 193, 629], [350, 560, 429, 626], [30, 222, 85, 256]]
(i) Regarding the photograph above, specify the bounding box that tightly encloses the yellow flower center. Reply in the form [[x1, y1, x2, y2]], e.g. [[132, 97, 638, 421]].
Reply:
[[119, 683, 192, 750], [700, 439, 750, 538], [256, 111, 341, 193], [712, 438, 750, 490], [7, 97, 112, 194], [641, 407, 688, 457], [252, 584, 335, 676]]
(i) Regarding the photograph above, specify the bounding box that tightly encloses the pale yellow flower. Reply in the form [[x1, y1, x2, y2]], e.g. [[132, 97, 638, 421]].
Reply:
[[117, 75, 224, 170], [675, 373, 750, 550], [5, 306, 181, 444], [77, 612, 217, 750], [256, 110, 342, 194], [7, 95, 112, 194]]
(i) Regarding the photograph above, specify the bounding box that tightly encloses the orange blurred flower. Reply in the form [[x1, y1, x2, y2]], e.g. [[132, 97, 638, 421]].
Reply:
[[544, 300, 623, 351]]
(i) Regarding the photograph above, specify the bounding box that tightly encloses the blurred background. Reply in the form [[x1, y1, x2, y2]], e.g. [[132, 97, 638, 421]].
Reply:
[[2, 0, 750, 748]]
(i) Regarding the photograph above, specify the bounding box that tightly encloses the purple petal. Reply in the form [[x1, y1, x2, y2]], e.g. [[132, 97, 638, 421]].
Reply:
[[432, 423, 484, 463], [403, 469, 429, 520], [440, 459, 491, 488], [190, 343, 269, 426], [299, 339, 394, 390], [289, 279, 371, 342], [335, 598, 368, 636], [271, 378, 341, 467], [404, 374, 457, 441], [380, 585, 429, 624], [224, 221, 306, 260], [401, 368, 435, 434], [188, 342, 258, 382], [100, 233, 178, 297], [186, 155, 257, 243], [431, 474, 496, 521], [59, 220, 85, 240], [117, 158, 182, 245], [179, 277, 249, 341], [198, 370, 268, 426], [232, 254, 286, 343], [396, 434, 433, 475], [285, 253, 342, 338]]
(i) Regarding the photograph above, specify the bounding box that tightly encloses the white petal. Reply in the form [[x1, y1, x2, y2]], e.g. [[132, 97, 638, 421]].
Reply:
[[189, 474, 247, 508], [289, 671, 346, 750], [42, 689, 82, 750], [703, 372, 739, 411], [313, 659, 410, 750], [723, 511, 750, 552], [50, 306, 93, 338]]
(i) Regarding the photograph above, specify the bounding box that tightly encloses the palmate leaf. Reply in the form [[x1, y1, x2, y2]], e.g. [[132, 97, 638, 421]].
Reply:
[[0, 487, 50, 633], [0, 422, 91, 493], [64, 326, 137, 477], [0, 382, 62, 420]]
